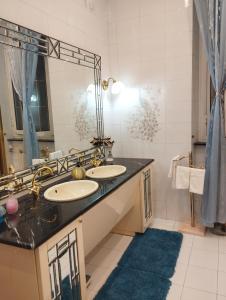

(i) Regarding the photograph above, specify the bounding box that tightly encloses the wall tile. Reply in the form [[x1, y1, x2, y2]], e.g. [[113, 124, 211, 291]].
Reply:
[[107, 0, 193, 222], [1, 0, 194, 222], [116, 18, 140, 43], [166, 122, 191, 144], [108, 0, 141, 21], [140, 14, 166, 39], [140, 0, 166, 17]]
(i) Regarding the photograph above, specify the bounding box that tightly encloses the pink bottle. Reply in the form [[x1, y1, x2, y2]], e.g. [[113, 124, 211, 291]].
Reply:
[[6, 195, 19, 215]]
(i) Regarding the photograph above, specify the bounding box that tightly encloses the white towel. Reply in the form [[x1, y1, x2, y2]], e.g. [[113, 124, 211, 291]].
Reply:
[[168, 155, 184, 188], [189, 168, 205, 195], [168, 155, 181, 178], [49, 150, 63, 160], [176, 166, 190, 189]]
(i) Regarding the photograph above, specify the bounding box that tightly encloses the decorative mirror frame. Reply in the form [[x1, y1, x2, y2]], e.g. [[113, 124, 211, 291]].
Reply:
[[0, 17, 104, 139], [0, 17, 104, 197]]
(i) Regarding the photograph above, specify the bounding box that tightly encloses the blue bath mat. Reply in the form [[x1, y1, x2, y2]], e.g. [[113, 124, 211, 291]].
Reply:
[[118, 228, 183, 278], [61, 276, 80, 300], [94, 229, 183, 300], [94, 266, 171, 300]]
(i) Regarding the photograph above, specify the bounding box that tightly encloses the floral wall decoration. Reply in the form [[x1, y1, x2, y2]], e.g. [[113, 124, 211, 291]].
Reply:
[[127, 87, 161, 142], [73, 90, 96, 141]]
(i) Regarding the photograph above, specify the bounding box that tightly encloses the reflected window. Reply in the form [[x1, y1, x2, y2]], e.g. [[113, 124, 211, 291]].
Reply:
[[12, 55, 50, 132]]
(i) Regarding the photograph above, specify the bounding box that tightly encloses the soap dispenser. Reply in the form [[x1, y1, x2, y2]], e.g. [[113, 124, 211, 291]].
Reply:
[[71, 161, 86, 180], [5, 183, 19, 215]]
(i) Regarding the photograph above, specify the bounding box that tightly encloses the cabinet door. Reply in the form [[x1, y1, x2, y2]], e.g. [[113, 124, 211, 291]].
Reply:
[[142, 167, 153, 228], [36, 219, 86, 300]]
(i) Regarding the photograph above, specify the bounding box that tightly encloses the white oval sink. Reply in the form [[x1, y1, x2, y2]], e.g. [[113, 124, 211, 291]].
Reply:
[[44, 180, 99, 202], [86, 165, 126, 179]]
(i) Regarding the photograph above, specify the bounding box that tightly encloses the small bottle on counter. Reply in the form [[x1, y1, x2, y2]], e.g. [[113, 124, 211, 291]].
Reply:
[[6, 185, 19, 215]]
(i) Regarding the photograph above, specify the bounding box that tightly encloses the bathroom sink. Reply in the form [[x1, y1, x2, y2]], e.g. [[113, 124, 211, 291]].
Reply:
[[86, 165, 127, 179], [44, 180, 99, 202]]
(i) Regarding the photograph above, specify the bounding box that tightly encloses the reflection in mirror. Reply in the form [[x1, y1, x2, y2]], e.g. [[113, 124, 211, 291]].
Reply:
[[48, 59, 96, 154], [0, 24, 96, 175]]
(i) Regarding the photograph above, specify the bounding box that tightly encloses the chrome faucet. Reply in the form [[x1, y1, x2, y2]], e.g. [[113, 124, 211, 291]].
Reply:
[[30, 166, 53, 199]]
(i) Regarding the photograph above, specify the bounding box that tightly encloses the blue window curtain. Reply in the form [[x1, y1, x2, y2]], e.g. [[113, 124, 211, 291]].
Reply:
[[6, 28, 40, 167], [194, 0, 226, 227], [21, 29, 40, 166]]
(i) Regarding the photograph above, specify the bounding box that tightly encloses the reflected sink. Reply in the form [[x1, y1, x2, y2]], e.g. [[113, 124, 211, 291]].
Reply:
[[86, 165, 127, 179], [44, 180, 99, 202]]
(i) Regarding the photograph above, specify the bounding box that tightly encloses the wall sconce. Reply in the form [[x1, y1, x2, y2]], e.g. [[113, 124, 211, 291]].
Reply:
[[102, 77, 124, 95], [102, 77, 116, 91]]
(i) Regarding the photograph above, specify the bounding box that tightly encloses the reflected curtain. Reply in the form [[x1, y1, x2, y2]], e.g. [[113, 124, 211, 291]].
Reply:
[[6, 28, 40, 166], [195, 0, 226, 226]]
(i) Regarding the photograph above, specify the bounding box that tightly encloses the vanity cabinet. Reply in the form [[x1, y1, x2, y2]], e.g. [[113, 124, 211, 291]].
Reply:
[[82, 163, 153, 258], [113, 163, 153, 235], [0, 218, 86, 300], [36, 218, 86, 300], [82, 173, 141, 256], [0, 158, 154, 300]]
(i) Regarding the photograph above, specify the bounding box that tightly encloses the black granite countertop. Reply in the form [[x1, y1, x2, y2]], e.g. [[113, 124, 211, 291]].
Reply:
[[0, 158, 153, 249]]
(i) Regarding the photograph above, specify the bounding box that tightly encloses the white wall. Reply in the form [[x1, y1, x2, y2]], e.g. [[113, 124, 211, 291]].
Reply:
[[0, 0, 109, 74], [0, 0, 195, 222], [105, 0, 193, 222]]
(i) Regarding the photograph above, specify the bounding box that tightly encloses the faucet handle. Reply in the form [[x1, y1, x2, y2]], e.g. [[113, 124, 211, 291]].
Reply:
[[29, 181, 41, 197], [5, 176, 22, 193], [91, 157, 102, 167]]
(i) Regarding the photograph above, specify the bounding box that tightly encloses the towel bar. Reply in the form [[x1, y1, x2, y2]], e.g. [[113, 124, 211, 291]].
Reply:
[[179, 152, 206, 236]]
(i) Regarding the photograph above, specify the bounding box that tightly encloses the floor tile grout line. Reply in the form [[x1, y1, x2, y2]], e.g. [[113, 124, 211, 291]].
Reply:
[[180, 286, 218, 298], [181, 263, 219, 296], [188, 243, 219, 271], [188, 264, 219, 272], [181, 285, 218, 297], [179, 233, 194, 300], [217, 270, 226, 298]]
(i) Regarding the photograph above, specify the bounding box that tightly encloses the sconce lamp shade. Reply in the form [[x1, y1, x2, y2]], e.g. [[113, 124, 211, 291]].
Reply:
[[102, 77, 116, 91], [111, 81, 125, 94]]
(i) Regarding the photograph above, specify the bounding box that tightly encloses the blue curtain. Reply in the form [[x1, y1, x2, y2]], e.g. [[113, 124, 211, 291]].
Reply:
[[195, 0, 226, 227], [21, 29, 40, 166]]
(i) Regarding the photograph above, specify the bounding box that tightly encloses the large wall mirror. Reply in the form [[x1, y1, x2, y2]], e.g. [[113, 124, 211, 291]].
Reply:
[[0, 18, 103, 177]]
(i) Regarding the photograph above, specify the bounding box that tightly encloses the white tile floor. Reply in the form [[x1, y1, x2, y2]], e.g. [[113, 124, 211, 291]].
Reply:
[[85, 218, 226, 300]]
